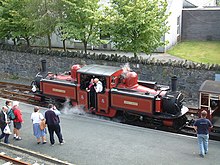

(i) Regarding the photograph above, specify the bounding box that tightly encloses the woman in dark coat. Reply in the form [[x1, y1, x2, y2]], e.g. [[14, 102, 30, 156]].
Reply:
[[0, 106, 10, 144], [86, 79, 96, 110]]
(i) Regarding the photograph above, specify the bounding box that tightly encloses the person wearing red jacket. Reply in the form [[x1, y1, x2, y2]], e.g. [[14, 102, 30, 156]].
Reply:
[[12, 101, 23, 140]]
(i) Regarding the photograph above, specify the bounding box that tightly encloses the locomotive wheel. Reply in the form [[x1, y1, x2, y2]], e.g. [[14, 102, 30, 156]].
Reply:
[[54, 101, 64, 110], [46, 98, 65, 110], [123, 111, 138, 122], [173, 115, 188, 130]]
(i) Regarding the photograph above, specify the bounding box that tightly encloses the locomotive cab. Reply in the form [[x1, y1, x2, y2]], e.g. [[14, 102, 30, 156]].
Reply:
[[76, 64, 123, 117]]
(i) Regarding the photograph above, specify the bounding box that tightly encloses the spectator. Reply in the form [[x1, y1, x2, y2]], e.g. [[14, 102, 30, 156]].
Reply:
[[5, 100, 15, 120], [193, 110, 213, 158], [12, 101, 23, 140], [0, 106, 10, 144], [45, 104, 64, 146], [31, 106, 47, 144], [5, 100, 12, 110]]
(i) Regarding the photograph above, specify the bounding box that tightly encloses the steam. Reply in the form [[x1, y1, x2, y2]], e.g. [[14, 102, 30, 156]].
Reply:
[[61, 98, 86, 115], [121, 63, 131, 74], [60, 99, 123, 123], [121, 63, 131, 78]]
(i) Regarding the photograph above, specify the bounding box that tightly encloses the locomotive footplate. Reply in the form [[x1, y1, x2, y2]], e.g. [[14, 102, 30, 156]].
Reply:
[[152, 106, 189, 119]]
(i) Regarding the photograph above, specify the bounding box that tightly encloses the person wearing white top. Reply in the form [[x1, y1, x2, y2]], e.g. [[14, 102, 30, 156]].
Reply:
[[94, 78, 103, 93], [31, 106, 47, 144]]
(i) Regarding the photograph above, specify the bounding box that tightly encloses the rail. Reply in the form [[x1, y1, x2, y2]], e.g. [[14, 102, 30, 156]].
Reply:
[[0, 142, 73, 165], [0, 81, 47, 107], [0, 152, 30, 165]]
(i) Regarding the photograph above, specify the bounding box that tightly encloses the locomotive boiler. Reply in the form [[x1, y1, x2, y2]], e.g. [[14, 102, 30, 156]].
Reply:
[[32, 60, 189, 128]]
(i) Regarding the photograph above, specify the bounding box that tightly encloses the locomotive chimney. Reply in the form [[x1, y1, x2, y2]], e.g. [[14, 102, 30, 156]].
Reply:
[[41, 60, 47, 72], [171, 76, 177, 92]]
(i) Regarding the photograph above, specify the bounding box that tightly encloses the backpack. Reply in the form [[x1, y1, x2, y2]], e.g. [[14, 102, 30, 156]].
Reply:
[[8, 108, 16, 120]]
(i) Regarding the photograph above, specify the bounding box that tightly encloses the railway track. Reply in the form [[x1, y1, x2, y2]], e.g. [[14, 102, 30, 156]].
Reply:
[[0, 81, 47, 107], [0, 142, 73, 165]]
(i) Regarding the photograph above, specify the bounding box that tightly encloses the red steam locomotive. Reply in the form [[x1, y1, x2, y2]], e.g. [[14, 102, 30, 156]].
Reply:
[[32, 60, 189, 128]]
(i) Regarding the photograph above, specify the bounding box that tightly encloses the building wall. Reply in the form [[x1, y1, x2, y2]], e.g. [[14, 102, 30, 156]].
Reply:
[[165, 0, 184, 51], [182, 9, 220, 41]]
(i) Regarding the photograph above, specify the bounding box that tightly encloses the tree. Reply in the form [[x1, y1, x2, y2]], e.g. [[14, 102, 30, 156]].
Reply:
[[53, 0, 71, 51], [106, 0, 170, 57], [61, 0, 104, 54], [0, 0, 34, 46], [0, 1, 12, 43], [27, 0, 59, 49]]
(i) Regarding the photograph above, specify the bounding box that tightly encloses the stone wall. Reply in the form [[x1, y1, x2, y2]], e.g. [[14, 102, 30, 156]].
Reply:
[[0, 44, 219, 106]]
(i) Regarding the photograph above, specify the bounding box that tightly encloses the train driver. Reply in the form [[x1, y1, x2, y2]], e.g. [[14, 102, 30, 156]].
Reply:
[[94, 78, 103, 93]]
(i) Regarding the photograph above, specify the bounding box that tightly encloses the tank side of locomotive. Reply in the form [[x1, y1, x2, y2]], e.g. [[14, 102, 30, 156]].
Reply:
[[32, 61, 81, 102], [110, 71, 188, 121]]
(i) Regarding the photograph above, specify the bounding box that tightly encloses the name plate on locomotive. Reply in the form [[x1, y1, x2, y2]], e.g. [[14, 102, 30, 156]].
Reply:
[[124, 100, 138, 106], [52, 88, 66, 93]]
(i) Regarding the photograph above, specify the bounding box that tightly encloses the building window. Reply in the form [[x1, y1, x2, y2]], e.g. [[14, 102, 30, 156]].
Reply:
[[177, 16, 180, 35], [215, 74, 220, 81]]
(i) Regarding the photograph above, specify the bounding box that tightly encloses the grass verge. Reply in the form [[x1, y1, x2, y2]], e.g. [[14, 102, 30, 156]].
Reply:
[[167, 41, 220, 64]]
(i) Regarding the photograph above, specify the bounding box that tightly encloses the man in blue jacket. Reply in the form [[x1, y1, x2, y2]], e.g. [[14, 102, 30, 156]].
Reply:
[[45, 104, 64, 146], [193, 110, 213, 158]]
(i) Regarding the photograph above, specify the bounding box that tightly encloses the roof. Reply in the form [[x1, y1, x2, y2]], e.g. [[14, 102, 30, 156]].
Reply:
[[184, 0, 216, 7], [183, 7, 220, 10], [183, 0, 197, 8], [199, 80, 220, 94], [77, 64, 122, 76]]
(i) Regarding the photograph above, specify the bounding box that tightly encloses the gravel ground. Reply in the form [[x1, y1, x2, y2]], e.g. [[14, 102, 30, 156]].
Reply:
[[0, 73, 32, 86]]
